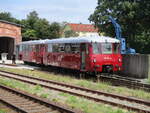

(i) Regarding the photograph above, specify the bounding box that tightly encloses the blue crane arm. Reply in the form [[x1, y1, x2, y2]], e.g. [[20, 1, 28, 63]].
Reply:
[[108, 16, 136, 54], [108, 16, 122, 40], [109, 16, 126, 54]]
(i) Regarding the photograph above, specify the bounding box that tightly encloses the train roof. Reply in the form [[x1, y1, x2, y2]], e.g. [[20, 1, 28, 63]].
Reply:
[[19, 39, 49, 45], [19, 36, 120, 45], [44, 36, 120, 44]]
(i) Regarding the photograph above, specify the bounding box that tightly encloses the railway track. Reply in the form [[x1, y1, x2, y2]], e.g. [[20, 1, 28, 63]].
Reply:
[[0, 84, 81, 113], [2, 63, 150, 92], [97, 74, 150, 92], [38, 65, 150, 92], [0, 70, 150, 112]]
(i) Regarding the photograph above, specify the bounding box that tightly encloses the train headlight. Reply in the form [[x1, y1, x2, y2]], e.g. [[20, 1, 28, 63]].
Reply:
[[118, 58, 121, 62], [93, 59, 96, 63]]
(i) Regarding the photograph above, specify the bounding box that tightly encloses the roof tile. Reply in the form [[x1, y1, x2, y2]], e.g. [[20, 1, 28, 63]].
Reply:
[[68, 23, 98, 32]]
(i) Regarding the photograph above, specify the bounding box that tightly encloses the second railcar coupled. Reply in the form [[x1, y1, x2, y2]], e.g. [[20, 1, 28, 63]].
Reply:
[[17, 36, 122, 74]]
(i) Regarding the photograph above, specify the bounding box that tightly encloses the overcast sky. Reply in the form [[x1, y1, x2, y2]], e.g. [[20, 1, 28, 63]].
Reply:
[[0, 0, 97, 24]]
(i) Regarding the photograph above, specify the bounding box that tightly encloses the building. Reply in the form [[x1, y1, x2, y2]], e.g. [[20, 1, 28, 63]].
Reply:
[[0, 20, 22, 59], [63, 23, 99, 37]]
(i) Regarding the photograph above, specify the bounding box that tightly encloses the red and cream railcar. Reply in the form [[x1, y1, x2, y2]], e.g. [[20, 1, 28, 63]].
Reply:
[[17, 36, 122, 73], [17, 40, 47, 64], [43, 36, 122, 73]]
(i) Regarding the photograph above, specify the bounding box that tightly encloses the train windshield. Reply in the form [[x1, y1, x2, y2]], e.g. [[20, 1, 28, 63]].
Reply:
[[92, 43, 120, 54], [101, 43, 112, 54], [92, 43, 113, 54], [92, 43, 100, 54]]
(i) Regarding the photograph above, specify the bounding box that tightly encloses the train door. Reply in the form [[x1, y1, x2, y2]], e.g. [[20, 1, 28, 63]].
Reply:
[[35, 44, 44, 64], [80, 43, 89, 71], [43, 44, 49, 65]]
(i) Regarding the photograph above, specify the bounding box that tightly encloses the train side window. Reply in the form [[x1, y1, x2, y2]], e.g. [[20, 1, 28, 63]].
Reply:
[[23, 45, 25, 51], [65, 44, 71, 53], [37, 45, 40, 52], [31, 45, 34, 51], [32, 45, 36, 52], [25, 45, 27, 51], [59, 44, 65, 52], [52, 44, 59, 52], [27, 45, 29, 51], [71, 43, 80, 53], [48, 44, 52, 52], [36, 45, 40, 52], [114, 43, 120, 54], [19, 45, 22, 52], [29, 45, 32, 52], [26, 45, 28, 51], [23, 45, 26, 51], [28, 45, 30, 51], [22, 45, 24, 51]]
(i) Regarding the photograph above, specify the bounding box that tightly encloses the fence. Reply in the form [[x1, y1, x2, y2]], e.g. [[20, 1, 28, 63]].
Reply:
[[121, 54, 150, 78]]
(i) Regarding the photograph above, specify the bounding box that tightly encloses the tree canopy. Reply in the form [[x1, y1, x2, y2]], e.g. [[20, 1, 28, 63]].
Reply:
[[0, 12, 20, 24], [0, 11, 62, 41], [64, 30, 79, 38], [21, 11, 62, 40], [89, 0, 150, 53]]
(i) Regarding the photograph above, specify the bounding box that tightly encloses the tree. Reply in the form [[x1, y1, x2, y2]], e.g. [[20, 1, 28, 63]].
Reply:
[[22, 29, 37, 41], [0, 11, 65, 41], [0, 12, 20, 23], [21, 11, 52, 40], [49, 22, 62, 38], [64, 30, 79, 38], [34, 18, 51, 39], [89, 0, 150, 53], [21, 11, 62, 40], [26, 11, 39, 29]]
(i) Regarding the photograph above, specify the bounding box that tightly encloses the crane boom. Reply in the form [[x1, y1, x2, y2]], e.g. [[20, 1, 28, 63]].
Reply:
[[109, 16, 122, 40], [109, 16, 126, 54], [109, 16, 135, 54]]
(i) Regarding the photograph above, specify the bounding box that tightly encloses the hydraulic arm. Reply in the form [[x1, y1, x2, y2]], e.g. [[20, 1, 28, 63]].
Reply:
[[109, 16, 135, 54]]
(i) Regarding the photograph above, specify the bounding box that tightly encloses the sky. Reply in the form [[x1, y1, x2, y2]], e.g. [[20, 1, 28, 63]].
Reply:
[[0, 0, 97, 24]]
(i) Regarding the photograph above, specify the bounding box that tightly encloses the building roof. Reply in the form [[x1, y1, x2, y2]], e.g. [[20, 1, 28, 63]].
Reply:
[[67, 23, 98, 32], [0, 20, 22, 27], [20, 36, 119, 45]]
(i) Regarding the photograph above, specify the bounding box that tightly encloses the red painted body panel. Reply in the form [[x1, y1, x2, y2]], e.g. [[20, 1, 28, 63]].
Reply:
[[44, 52, 81, 70]]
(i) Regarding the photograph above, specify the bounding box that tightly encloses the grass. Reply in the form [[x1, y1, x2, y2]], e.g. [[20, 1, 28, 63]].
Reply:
[[0, 76, 133, 113], [0, 110, 6, 113], [0, 67, 149, 100], [0, 103, 8, 113], [64, 95, 128, 113], [0, 77, 44, 96], [148, 77, 150, 84]]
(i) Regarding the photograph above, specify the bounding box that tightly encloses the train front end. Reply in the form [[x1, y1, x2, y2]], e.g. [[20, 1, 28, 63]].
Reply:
[[90, 42, 122, 74]]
